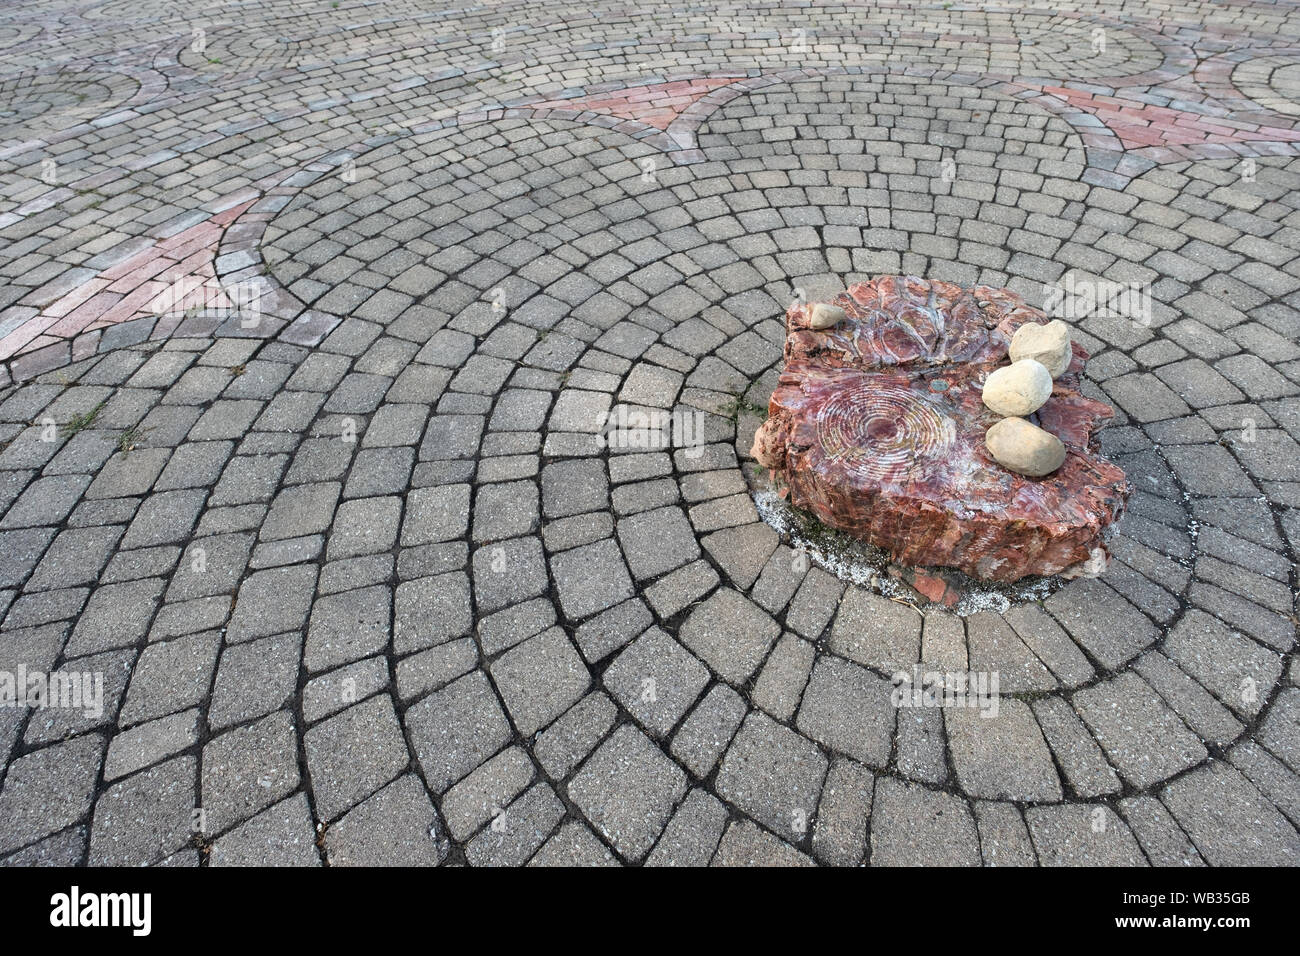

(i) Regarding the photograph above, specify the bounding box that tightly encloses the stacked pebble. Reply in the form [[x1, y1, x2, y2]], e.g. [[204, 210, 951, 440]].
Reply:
[[801, 303, 1075, 478], [981, 319, 1073, 477]]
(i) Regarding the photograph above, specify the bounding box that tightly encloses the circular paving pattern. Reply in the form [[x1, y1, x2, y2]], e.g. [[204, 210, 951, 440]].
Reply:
[[1233, 51, 1300, 117], [0, 1, 1297, 869], [0, 70, 140, 138], [177, 19, 444, 75]]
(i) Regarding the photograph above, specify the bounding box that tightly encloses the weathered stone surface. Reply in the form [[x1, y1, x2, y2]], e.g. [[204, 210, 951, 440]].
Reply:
[[869, 777, 980, 867], [753, 277, 1128, 582]]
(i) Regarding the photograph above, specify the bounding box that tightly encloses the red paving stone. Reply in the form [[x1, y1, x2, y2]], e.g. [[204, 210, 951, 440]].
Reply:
[[0, 200, 254, 363], [1042, 84, 1300, 150], [527, 76, 738, 130]]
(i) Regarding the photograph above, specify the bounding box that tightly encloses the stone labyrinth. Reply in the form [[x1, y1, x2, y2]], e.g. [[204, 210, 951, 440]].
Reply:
[[0, 0, 1297, 868]]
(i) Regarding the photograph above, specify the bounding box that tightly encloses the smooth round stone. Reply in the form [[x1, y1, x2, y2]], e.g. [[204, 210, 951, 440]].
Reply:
[[982, 358, 1053, 417], [808, 303, 845, 330], [986, 416, 1067, 477], [1010, 319, 1071, 378]]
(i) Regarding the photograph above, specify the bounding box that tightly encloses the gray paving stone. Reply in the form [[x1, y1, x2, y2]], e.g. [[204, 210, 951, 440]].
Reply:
[[477, 597, 555, 656], [326, 775, 446, 866], [533, 691, 618, 780], [472, 535, 548, 614], [407, 670, 512, 793], [828, 588, 923, 672], [260, 481, 340, 541], [945, 700, 1062, 802], [208, 633, 301, 731], [645, 788, 729, 867], [328, 495, 400, 559], [1073, 673, 1207, 788], [1045, 578, 1158, 669], [784, 568, 844, 640], [894, 703, 948, 786], [226, 565, 317, 643], [1, 474, 90, 527], [89, 754, 196, 866], [605, 627, 709, 738], [974, 801, 1037, 867], [542, 511, 614, 553], [528, 820, 620, 867], [712, 818, 814, 867], [717, 711, 827, 844], [541, 458, 608, 518], [569, 724, 687, 862], [472, 480, 539, 542], [1025, 804, 1146, 866], [209, 794, 320, 867], [1118, 796, 1204, 867], [465, 782, 565, 866], [66, 578, 163, 656], [303, 695, 409, 821], [302, 657, 390, 725], [0, 825, 87, 867], [966, 610, 1057, 692], [168, 533, 254, 600], [616, 505, 700, 581], [549, 537, 634, 620], [201, 710, 301, 834], [120, 488, 206, 548], [1256, 688, 1300, 775], [795, 655, 894, 768], [1031, 696, 1123, 798], [0, 527, 55, 589], [643, 559, 719, 618], [119, 630, 220, 727], [304, 584, 391, 673], [1163, 609, 1283, 719], [811, 759, 874, 867], [395, 638, 478, 702], [394, 572, 472, 654], [752, 632, 815, 721], [669, 682, 747, 779], [440, 746, 535, 842], [23, 525, 122, 592], [400, 484, 470, 546], [701, 522, 779, 589], [869, 777, 980, 867], [679, 587, 779, 685], [0, 733, 104, 855], [489, 627, 590, 736], [1132, 649, 1245, 746], [748, 546, 806, 613], [104, 710, 199, 782]]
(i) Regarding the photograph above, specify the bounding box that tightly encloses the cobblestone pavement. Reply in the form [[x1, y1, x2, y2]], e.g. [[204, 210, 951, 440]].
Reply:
[[0, 0, 1298, 867]]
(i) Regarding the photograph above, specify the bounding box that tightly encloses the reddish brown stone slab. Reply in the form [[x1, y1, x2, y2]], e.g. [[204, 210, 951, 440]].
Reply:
[[752, 276, 1129, 583]]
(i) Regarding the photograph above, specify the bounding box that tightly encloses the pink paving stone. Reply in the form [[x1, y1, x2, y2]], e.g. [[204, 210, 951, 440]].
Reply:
[[0, 199, 258, 363], [751, 276, 1130, 584], [527, 76, 737, 130]]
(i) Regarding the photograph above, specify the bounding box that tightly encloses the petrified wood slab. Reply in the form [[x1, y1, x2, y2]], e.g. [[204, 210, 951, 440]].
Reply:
[[752, 276, 1129, 583]]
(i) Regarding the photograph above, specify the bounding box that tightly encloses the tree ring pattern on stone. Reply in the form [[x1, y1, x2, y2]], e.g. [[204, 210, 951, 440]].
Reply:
[[814, 380, 956, 484]]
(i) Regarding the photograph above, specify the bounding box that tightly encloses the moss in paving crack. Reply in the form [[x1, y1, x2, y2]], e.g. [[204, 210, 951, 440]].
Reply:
[[117, 423, 151, 455], [61, 400, 107, 438], [719, 395, 766, 422]]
